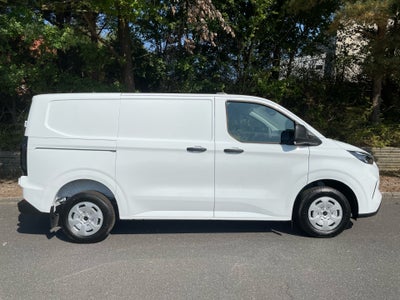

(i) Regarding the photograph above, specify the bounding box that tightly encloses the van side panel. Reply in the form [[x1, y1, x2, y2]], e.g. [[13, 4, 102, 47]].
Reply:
[[19, 94, 120, 213], [25, 94, 120, 139], [20, 142, 116, 212], [45, 100, 118, 138], [116, 97, 214, 219]]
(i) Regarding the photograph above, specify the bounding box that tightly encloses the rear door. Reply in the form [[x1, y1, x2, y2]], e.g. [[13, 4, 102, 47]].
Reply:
[[116, 95, 214, 219], [214, 98, 309, 220]]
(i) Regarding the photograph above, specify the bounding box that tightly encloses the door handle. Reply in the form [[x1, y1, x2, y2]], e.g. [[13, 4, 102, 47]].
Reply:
[[187, 146, 207, 153], [224, 148, 244, 154]]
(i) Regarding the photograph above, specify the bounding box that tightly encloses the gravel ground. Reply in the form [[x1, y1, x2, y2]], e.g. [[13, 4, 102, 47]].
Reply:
[[0, 180, 22, 198], [1, 175, 399, 198], [381, 175, 400, 192]]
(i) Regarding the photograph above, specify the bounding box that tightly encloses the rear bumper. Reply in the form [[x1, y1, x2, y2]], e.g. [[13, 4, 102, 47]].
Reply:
[[18, 176, 49, 213]]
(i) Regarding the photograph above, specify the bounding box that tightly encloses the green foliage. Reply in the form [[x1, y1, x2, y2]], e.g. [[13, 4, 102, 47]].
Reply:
[[334, 0, 400, 122], [0, 0, 399, 150], [0, 124, 24, 151], [350, 124, 400, 148]]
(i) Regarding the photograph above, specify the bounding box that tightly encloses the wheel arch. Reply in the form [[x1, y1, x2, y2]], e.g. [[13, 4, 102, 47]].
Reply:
[[55, 179, 120, 219], [292, 179, 359, 220]]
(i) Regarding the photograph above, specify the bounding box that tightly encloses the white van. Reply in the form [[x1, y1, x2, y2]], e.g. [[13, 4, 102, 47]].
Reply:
[[19, 93, 381, 242]]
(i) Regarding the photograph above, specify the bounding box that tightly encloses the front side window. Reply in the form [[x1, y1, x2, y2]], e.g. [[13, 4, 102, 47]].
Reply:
[[226, 101, 294, 143]]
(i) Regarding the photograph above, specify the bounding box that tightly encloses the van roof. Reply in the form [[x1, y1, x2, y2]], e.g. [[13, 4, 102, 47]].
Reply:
[[33, 93, 267, 101], [32, 93, 279, 108]]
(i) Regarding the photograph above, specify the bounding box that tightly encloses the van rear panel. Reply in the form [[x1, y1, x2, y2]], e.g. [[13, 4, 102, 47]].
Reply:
[[20, 94, 120, 213]]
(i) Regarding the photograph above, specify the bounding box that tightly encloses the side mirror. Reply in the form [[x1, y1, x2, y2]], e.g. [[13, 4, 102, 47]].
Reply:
[[294, 124, 322, 146], [281, 129, 295, 145]]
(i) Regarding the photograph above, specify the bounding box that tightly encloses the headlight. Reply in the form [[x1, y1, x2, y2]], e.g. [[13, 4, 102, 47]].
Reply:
[[348, 151, 374, 164]]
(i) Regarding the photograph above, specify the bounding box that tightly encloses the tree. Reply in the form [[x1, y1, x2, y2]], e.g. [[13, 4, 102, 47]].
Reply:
[[190, 0, 338, 95], [334, 0, 400, 123]]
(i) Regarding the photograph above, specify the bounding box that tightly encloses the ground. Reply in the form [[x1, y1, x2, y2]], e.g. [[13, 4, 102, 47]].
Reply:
[[381, 174, 400, 192], [0, 175, 399, 198]]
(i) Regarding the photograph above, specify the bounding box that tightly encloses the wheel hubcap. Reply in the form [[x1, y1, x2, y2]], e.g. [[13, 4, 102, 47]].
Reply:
[[308, 197, 343, 232], [67, 202, 104, 237]]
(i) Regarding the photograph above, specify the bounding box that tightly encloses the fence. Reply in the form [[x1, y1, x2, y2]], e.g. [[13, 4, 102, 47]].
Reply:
[[1, 148, 400, 179], [370, 147, 400, 172], [0, 151, 21, 178]]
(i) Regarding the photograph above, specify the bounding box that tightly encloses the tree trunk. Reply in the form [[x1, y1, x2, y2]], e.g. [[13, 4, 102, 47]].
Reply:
[[370, 23, 385, 124], [286, 50, 296, 78], [371, 74, 383, 123], [83, 12, 100, 81], [118, 16, 135, 92], [271, 45, 281, 80]]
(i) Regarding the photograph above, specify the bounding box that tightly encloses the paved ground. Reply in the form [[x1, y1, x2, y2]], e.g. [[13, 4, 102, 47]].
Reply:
[[0, 195, 399, 300]]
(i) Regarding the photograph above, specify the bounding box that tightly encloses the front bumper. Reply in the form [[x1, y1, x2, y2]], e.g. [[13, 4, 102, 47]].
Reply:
[[359, 180, 382, 217]]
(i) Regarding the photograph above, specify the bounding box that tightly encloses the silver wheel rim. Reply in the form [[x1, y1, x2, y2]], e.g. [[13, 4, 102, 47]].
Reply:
[[67, 202, 104, 237], [308, 197, 343, 232]]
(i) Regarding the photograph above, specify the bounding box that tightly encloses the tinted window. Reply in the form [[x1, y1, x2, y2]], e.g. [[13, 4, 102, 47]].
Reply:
[[226, 101, 294, 143]]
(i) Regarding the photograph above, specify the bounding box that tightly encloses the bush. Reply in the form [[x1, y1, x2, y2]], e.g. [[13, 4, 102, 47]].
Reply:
[[0, 124, 24, 151], [347, 123, 400, 147]]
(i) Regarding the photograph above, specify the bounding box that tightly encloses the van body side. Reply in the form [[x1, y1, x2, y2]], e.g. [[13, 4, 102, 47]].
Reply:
[[18, 93, 381, 242]]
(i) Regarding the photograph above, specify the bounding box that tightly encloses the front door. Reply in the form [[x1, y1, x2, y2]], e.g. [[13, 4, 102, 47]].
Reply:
[[214, 98, 309, 220]]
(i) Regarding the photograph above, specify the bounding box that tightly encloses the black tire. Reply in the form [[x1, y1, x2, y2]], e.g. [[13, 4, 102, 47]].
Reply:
[[295, 186, 351, 238], [60, 191, 116, 243]]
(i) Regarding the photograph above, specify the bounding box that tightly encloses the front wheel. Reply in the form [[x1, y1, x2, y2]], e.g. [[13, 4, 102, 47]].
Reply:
[[296, 187, 351, 237], [60, 191, 116, 243]]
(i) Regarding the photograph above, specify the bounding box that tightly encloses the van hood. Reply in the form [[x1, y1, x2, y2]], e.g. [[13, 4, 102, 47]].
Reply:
[[328, 139, 368, 153]]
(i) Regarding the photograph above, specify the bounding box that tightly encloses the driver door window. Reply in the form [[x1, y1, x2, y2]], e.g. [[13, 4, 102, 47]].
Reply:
[[226, 101, 294, 143]]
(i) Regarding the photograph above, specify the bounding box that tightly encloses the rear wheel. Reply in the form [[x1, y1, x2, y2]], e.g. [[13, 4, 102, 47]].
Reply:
[[296, 187, 351, 237], [60, 191, 115, 243]]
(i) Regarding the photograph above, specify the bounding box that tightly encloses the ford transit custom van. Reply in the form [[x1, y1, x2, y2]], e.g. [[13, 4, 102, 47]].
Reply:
[[19, 93, 381, 242]]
